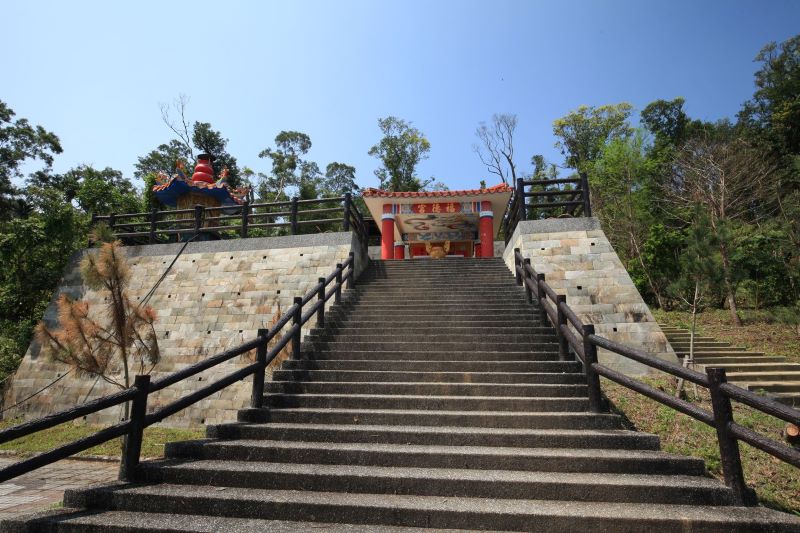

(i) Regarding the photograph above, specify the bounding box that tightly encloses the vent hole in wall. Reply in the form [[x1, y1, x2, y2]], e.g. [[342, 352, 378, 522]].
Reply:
[[192, 259, 195, 263], [229, 256, 233, 260], [277, 290, 280, 294], [263, 256, 266, 259], [613, 327, 618, 332], [207, 330, 211, 334], [164, 331, 170, 338], [168, 294, 171, 298], [577, 286, 582, 290], [238, 330, 243, 334], [541, 248, 545, 251], [300, 253, 304, 257], [590, 242, 596, 246], [237, 292, 241, 296], [201, 293, 205, 297]]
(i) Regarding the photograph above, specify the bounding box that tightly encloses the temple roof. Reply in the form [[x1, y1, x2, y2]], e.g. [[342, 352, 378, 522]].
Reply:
[[362, 183, 512, 198]]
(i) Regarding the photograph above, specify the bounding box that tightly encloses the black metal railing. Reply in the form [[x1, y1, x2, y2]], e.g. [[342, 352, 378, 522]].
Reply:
[[513, 249, 800, 506], [502, 173, 591, 243], [0, 253, 357, 483], [93, 193, 369, 246]]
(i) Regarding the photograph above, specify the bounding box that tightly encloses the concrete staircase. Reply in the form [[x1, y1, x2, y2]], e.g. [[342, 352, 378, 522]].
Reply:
[[661, 325, 800, 407], [6, 258, 799, 531]]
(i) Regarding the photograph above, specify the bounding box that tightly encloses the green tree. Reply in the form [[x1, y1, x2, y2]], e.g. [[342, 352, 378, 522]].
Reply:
[[0, 100, 62, 218], [138, 95, 242, 188], [368, 116, 431, 192], [739, 34, 800, 160], [592, 131, 670, 307], [668, 208, 721, 394], [322, 162, 358, 196], [667, 126, 777, 325], [134, 139, 192, 180], [641, 97, 689, 148], [258, 131, 318, 200], [191, 122, 241, 187], [552, 103, 633, 172], [0, 187, 88, 380]]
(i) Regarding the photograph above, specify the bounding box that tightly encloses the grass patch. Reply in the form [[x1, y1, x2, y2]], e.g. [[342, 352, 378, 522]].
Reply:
[[653, 308, 800, 364], [0, 418, 203, 459], [603, 376, 800, 515]]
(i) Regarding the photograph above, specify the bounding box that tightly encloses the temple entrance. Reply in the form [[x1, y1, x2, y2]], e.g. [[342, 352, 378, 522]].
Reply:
[[362, 184, 512, 260]]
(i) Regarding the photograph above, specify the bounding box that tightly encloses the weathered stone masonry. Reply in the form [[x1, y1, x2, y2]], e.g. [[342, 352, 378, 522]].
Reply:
[[5, 232, 366, 427], [503, 217, 677, 375]]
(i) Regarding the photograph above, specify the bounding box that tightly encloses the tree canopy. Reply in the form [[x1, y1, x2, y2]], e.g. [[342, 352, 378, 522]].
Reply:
[[368, 116, 431, 192]]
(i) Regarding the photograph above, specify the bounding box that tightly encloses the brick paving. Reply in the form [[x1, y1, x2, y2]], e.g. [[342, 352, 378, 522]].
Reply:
[[0, 457, 118, 518]]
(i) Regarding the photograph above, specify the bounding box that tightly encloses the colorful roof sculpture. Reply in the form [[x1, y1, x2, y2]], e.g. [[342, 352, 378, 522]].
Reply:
[[152, 154, 249, 207]]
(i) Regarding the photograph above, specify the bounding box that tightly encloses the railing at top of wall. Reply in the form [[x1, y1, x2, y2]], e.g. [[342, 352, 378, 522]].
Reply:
[[513, 249, 800, 506], [0, 252, 357, 484], [92, 193, 369, 247], [502, 173, 592, 244]]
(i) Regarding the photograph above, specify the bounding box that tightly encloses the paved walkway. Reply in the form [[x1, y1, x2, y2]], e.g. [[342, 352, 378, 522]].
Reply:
[[0, 457, 118, 518]]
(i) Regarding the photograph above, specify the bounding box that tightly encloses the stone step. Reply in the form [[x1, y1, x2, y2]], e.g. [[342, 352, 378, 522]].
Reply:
[[323, 321, 547, 331], [120, 463, 735, 505], [272, 370, 585, 384], [682, 350, 765, 358], [351, 285, 526, 293], [237, 408, 621, 430], [691, 356, 786, 365], [331, 304, 537, 314], [669, 342, 733, 348], [206, 423, 660, 450], [695, 363, 800, 373], [315, 322, 552, 331], [330, 308, 539, 318], [301, 350, 560, 361], [744, 381, 800, 393], [164, 439, 705, 475], [727, 372, 800, 383], [670, 346, 750, 353], [262, 393, 590, 412], [0, 510, 459, 533], [281, 360, 578, 373], [302, 341, 558, 352], [22, 499, 800, 533], [772, 393, 800, 407], [305, 334, 558, 346], [263, 381, 589, 397]]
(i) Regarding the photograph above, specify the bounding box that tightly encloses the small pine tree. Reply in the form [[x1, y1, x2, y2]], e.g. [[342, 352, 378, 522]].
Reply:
[[36, 240, 160, 418], [668, 207, 722, 396]]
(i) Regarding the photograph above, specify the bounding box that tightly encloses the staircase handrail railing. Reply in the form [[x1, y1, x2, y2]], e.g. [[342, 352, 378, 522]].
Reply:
[[513, 248, 799, 506], [502, 173, 592, 244], [93, 193, 369, 245], [0, 252, 357, 483]]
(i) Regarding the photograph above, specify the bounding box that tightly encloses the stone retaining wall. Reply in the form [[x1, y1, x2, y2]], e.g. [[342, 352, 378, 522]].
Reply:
[[503, 218, 677, 375], [5, 232, 366, 427]]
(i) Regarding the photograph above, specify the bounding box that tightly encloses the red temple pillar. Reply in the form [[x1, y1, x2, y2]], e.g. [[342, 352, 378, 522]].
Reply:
[[479, 201, 494, 258], [394, 242, 405, 260], [381, 204, 395, 260]]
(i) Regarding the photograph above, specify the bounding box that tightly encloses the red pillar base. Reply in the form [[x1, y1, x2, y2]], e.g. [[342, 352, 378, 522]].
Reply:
[[479, 201, 494, 258], [394, 243, 405, 260], [381, 205, 395, 260]]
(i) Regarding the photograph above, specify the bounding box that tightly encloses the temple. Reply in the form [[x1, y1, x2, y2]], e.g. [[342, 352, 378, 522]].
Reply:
[[362, 184, 513, 259]]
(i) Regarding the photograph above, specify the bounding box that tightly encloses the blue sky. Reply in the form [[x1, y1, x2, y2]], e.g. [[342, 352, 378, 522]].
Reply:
[[3, 0, 799, 191]]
